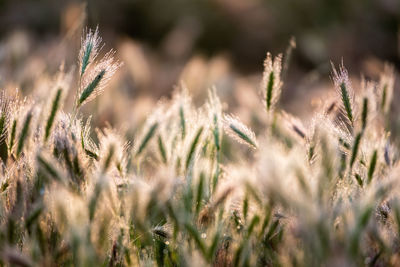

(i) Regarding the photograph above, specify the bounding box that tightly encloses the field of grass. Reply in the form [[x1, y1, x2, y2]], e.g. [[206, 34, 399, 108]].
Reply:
[[0, 26, 399, 267]]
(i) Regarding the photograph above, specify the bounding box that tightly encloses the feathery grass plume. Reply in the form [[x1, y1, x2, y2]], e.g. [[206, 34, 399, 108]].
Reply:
[[206, 87, 223, 191], [305, 115, 322, 164], [96, 127, 129, 175], [349, 132, 362, 170], [134, 100, 170, 159], [43, 66, 73, 142], [367, 150, 377, 184], [77, 51, 121, 107], [0, 22, 399, 266], [52, 114, 87, 185], [136, 122, 158, 156], [185, 126, 204, 171], [206, 86, 223, 151], [77, 116, 98, 160], [332, 62, 355, 126], [172, 84, 192, 140], [157, 135, 167, 164], [223, 114, 258, 149], [16, 110, 33, 157], [9, 119, 17, 153], [261, 52, 283, 112], [44, 88, 62, 142], [378, 64, 395, 114], [79, 26, 102, 77]]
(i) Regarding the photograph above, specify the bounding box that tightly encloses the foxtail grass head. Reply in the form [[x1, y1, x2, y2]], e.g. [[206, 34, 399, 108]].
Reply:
[[76, 28, 122, 109], [77, 50, 121, 107], [223, 114, 258, 149], [331, 62, 355, 127], [79, 27, 102, 77], [262, 53, 283, 113]]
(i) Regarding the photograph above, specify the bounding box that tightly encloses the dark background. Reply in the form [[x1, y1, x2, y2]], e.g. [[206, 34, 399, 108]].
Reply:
[[0, 0, 399, 73], [1, 0, 400, 132]]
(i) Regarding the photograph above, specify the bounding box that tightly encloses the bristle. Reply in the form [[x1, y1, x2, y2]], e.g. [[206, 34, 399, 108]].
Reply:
[[136, 122, 158, 156]]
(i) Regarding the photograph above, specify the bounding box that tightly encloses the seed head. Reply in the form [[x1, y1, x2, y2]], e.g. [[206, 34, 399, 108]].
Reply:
[[331, 62, 355, 126], [78, 50, 122, 106], [79, 27, 103, 77], [223, 114, 258, 149], [262, 53, 283, 112]]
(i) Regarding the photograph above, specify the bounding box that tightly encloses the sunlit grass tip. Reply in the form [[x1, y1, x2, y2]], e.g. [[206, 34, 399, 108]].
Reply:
[[223, 114, 258, 149], [331, 61, 355, 126], [79, 26, 102, 77], [262, 52, 283, 112], [77, 50, 122, 107]]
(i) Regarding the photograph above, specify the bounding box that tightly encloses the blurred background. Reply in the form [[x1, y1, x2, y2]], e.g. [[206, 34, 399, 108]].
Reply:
[[0, 0, 399, 130]]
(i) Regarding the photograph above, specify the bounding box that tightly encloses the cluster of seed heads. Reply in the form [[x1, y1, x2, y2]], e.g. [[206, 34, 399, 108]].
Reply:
[[0, 27, 398, 267]]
